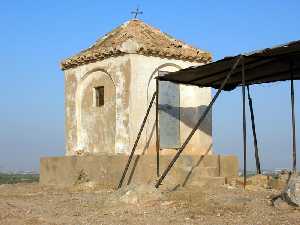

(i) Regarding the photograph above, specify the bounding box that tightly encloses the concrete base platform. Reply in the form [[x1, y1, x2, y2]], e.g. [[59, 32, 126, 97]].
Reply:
[[40, 154, 239, 189]]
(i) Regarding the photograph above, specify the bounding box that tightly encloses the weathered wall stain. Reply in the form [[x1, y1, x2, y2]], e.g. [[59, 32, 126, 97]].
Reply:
[[80, 71, 116, 154], [62, 20, 213, 156], [64, 53, 213, 156]]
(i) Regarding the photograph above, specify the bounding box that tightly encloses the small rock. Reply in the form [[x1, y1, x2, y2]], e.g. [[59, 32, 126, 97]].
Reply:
[[273, 198, 292, 210], [286, 174, 300, 206], [161, 201, 174, 206], [108, 184, 164, 205]]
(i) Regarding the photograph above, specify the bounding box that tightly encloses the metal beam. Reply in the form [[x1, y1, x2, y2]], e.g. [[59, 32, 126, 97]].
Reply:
[[185, 52, 300, 84], [155, 55, 243, 188], [118, 92, 156, 189], [242, 57, 247, 188], [247, 85, 261, 174], [204, 57, 278, 85], [156, 79, 160, 177], [290, 61, 297, 173], [188, 57, 271, 83]]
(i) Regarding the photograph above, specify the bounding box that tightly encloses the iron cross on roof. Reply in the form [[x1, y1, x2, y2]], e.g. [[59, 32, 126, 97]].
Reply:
[[131, 7, 143, 19]]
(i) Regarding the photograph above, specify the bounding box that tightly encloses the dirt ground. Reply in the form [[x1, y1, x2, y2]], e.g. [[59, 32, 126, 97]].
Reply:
[[0, 182, 299, 225]]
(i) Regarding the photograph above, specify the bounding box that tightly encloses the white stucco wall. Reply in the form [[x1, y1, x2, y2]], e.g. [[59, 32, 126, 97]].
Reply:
[[64, 55, 132, 155], [64, 54, 212, 156], [129, 54, 212, 155]]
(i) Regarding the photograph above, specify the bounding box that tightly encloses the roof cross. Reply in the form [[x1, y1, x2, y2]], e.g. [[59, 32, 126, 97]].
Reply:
[[131, 7, 143, 19]]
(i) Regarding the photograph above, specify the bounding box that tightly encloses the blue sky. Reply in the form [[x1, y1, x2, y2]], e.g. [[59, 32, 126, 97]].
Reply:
[[0, 0, 299, 171]]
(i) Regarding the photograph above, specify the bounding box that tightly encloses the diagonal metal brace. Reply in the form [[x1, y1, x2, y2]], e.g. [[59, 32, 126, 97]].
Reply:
[[247, 85, 261, 174], [118, 91, 157, 189], [155, 56, 242, 188]]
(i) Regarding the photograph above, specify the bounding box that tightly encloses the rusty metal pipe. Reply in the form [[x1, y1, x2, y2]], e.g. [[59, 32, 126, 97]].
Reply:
[[247, 85, 261, 174], [156, 79, 160, 177], [242, 57, 247, 189], [118, 92, 156, 189], [290, 61, 297, 173]]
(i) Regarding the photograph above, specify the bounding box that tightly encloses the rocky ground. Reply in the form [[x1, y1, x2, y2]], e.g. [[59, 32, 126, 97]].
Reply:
[[0, 181, 299, 225]]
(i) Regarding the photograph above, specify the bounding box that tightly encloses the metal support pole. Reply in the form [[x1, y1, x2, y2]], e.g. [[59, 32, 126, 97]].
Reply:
[[247, 85, 261, 174], [118, 92, 157, 189], [290, 61, 297, 173], [155, 55, 242, 188], [156, 79, 160, 177], [242, 57, 247, 188]]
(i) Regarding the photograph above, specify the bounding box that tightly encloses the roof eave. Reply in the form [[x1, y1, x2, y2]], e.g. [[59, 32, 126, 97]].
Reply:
[[60, 51, 212, 71]]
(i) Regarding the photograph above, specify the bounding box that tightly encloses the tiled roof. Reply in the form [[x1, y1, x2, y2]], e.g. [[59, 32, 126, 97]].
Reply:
[[61, 19, 212, 70]]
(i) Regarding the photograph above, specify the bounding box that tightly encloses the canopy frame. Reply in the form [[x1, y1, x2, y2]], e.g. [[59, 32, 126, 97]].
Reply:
[[155, 56, 243, 188], [155, 41, 299, 188], [118, 40, 298, 189]]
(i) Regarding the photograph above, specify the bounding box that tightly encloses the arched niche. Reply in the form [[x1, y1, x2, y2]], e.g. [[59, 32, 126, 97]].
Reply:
[[76, 69, 116, 154]]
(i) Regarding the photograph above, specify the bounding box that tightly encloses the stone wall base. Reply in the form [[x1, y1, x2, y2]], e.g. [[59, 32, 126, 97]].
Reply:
[[40, 154, 239, 189]]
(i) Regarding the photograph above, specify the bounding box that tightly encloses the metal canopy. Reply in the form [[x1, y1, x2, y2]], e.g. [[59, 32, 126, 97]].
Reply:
[[119, 40, 298, 190], [158, 40, 300, 91]]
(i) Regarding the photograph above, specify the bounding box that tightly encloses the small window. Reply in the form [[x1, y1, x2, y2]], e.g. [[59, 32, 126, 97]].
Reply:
[[94, 86, 104, 107]]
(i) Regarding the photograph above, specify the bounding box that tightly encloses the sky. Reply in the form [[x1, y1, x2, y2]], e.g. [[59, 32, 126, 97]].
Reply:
[[0, 0, 299, 172]]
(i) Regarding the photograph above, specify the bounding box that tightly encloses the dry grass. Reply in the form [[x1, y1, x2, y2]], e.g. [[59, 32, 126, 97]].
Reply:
[[0, 182, 299, 225]]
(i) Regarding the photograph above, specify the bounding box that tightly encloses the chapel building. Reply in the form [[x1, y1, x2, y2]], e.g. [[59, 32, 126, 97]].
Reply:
[[61, 19, 213, 156]]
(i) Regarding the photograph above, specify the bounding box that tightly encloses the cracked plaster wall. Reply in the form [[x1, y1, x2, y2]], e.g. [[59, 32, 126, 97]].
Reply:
[[64, 54, 212, 156]]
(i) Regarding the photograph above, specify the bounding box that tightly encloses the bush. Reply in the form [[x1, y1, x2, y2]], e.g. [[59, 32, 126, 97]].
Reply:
[[0, 173, 39, 184]]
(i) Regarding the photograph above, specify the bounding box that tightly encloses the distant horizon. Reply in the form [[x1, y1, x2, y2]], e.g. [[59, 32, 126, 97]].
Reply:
[[0, 167, 294, 174], [0, 0, 299, 172]]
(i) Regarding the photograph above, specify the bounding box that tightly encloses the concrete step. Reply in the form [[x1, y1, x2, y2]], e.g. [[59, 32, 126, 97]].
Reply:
[[187, 176, 226, 187], [159, 166, 221, 188], [191, 166, 219, 177]]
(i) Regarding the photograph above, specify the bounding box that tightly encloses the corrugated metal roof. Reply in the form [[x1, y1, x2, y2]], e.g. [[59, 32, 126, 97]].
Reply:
[[158, 40, 300, 91]]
